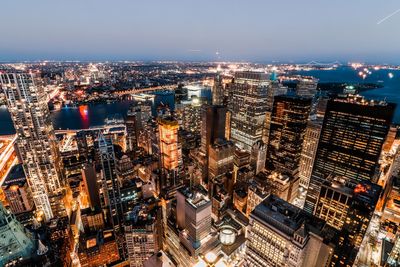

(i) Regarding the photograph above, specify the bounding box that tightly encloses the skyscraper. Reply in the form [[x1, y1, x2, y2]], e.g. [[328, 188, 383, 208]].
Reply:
[[200, 105, 227, 155], [298, 120, 322, 190], [208, 139, 235, 180], [98, 133, 125, 258], [296, 77, 318, 98], [126, 107, 139, 152], [267, 95, 311, 176], [1, 73, 63, 221], [228, 71, 270, 151], [304, 95, 395, 214], [158, 117, 183, 190], [266, 95, 311, 201], [180, 190, 212, 255], [82, 163, 101, 210], [212, 74, 224, 105], [181, 100, 203, 134], [262, 80, 288, 144], [200, 105, 227, 182]]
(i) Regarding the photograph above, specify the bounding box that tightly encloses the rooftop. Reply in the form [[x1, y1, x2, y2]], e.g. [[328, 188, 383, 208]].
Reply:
[[3, 163, 26, 188], [252, 195, 328, 239]]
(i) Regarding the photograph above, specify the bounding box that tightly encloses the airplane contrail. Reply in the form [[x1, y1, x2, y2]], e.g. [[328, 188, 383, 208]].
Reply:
[[377, 8, 400, 24]]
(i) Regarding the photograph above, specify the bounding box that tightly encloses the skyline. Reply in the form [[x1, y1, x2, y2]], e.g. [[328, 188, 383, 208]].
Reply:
[[1, 0, 400, 63]]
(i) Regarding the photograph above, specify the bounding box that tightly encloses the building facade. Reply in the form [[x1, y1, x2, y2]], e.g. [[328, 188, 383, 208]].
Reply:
[[298, 120, 322, 189], [158, 117, 183, 190], [98, 133, 125, 258], [246, 195, 334, 267], [304, 95, 395, 214], [228, 71, 270, 151], [266, 95, 311, 177], [1, 73, 63, 221]]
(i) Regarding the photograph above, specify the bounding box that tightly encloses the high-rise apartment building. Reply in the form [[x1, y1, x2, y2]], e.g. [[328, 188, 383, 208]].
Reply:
[[1, 73, 63, 221], [304, 95, 395, 214], [228, 71, 270, 151]]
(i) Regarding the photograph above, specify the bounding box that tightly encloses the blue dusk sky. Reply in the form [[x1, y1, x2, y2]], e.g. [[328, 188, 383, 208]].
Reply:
[[1, 0, 400, 63]]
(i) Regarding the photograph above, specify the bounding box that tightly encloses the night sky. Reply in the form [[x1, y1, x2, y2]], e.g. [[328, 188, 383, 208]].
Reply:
[[1, 0, 400, 63]]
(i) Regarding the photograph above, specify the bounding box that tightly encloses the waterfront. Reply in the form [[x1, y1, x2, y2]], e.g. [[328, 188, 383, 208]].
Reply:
[[0, 67, 399, 135], [295, 66, 400, 120]]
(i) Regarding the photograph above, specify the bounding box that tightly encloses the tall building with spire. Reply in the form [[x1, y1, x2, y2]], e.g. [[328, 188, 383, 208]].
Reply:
[[0, 73, 63, 221]]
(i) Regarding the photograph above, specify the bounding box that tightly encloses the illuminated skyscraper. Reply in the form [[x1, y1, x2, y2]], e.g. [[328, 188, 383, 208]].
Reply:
[[126, 107, 139, 151], [158, 117, 182, 190], [1, 73, 63, 221], [212, 74, 224, 105], [228, 71, 270, 151], [262, 80, 288, 144], [298, 120, 322, 190], [267, 95, 311, 176], [266, 95, 311, 201], [180, 99, 203, 134], [98, 133, 125, 258], [296, 78, 318, 98], [304, 95, 395, 214]]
